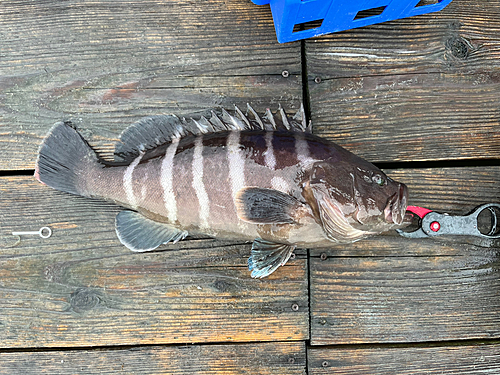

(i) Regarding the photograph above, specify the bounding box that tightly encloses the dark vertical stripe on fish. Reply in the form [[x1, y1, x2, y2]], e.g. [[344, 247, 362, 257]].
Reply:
[[271, 133, 299, 170]]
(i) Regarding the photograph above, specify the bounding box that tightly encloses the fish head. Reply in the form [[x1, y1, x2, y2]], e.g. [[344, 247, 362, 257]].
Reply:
[[303, 159, 411, 242]]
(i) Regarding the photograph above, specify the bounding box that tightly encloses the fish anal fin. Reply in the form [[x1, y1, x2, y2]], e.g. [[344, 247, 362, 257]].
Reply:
[[115, 210, 188, 252], [248, 239, 295, 278], [235, 187, 303, 224]]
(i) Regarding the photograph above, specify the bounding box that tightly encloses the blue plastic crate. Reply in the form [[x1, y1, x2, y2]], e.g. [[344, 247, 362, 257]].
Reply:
[[252, 0, 453, 43]]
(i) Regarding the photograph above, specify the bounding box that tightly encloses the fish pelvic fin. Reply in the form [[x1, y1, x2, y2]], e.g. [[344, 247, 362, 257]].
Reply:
[[35, 121, 100, 197], [248, 239, 296, 278]]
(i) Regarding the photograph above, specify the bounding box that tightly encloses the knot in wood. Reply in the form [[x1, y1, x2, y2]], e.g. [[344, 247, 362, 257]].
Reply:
[[213, 279, 232, 292], [44, 262, 70, 283], [69, 288, 100, 313], [446, 37, 470, 59]]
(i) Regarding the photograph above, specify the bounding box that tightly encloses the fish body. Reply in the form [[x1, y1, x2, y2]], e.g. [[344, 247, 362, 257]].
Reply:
[[35, 105, 410, 277]]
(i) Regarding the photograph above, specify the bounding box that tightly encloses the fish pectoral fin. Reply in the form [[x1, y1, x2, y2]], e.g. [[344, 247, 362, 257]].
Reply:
[[235, 187, 303, 224], [248, 238, 296, 278], [115, 210, 188, 252]]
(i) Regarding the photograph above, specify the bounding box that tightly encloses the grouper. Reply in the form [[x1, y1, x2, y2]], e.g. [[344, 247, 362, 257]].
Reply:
[[35, 105, 411, 278]]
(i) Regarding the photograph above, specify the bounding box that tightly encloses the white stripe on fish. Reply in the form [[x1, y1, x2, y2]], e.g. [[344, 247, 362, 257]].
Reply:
[[264, 131, 276, 170], [271, 176, 290, 193], [161, 136, 180, 223], [192, 135, 210, 229], [295, 132, 313, 166], [227, 130, 246, 199], [123, 152, 144, 208]]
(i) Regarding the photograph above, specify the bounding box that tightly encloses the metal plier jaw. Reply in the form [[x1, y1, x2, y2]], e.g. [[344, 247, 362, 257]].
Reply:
[[397, 203, 500, 240]]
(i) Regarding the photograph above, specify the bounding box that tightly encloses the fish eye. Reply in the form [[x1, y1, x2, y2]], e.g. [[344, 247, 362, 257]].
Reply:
[[373, 174, 385, 186]]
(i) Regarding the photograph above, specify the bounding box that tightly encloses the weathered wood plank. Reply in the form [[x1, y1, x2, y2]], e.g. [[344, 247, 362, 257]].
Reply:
[[0, 341, 306, 374], [307, 0, 500, 77], [308, 343, 500, 374], [306, 0, 500, 162], [310, 167, 500, 345], [310, 246, 500, 345], [0, 0, 302, 170], [308, 73, 500, 163], [386, 166, 500, 214], [0, 176, 308, 348]]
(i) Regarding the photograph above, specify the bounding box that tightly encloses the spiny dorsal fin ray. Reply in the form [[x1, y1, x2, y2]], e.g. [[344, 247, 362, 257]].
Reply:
[[265, 108, 278, 130], [292, 103, 309, 132], [209, 110, 229, 131], [234, 105, 251, 128], [114, 104, 308, 162], [245, 104, 265, 130]]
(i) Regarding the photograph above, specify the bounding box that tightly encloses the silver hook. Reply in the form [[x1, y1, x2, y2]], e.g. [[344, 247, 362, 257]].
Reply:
[[2, 227, 52, 248], [12, 227, 52, 239]]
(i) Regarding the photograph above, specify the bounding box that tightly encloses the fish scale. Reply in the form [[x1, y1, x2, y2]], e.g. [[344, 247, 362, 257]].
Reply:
[[35, 105, 411, 278]]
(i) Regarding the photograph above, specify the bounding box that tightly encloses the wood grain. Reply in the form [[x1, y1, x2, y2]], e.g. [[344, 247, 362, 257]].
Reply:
[[0, 176, 308, 348], [309, 167, 500, 345], [306, 0, 500, 77], [306, 0, 500, 162], [310, 246, 500, 345], [0, 342, 306, 374], [0, 0, 302, 170], [308, 343, 500, 374]]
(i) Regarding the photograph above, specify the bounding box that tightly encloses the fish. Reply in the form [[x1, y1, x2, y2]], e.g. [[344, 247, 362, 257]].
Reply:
[[35, 104, 411, 278]]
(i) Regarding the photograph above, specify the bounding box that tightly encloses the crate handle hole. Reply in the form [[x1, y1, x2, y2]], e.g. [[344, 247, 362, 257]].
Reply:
[[415, 0, 443, 7], [354, 5, 387, 20], [293, 18, 324, 33]]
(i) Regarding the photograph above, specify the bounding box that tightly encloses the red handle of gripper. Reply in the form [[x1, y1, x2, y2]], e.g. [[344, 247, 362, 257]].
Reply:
[[406, 205, 433, 219]]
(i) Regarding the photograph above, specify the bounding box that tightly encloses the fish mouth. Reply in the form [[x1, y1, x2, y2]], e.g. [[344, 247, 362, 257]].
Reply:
[[384, 183, 411, 226]]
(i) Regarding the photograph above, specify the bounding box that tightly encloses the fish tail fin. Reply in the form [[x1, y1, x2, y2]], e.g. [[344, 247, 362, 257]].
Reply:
[[35, 121, 100, 197]]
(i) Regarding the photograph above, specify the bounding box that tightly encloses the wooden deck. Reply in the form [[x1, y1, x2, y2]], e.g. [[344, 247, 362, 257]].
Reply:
[[1, 0, 499, 373]]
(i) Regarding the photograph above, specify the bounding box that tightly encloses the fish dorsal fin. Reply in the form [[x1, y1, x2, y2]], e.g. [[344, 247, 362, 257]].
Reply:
[[114, 115, 186, 163], [114, 104, 309, 162], [291, 103, 310, 132]]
